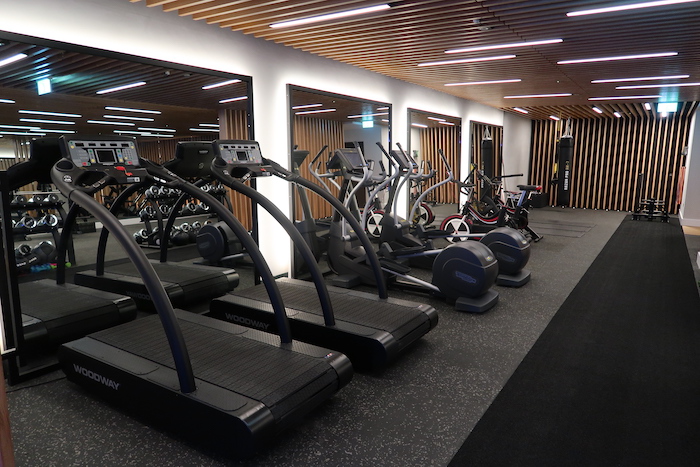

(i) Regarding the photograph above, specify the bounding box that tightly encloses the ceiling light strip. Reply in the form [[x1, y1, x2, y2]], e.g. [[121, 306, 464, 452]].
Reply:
[[0, 53, 28, 68], [445, 79, 521, 87], [96, 81, 147, 94], [347, 112, 389, 118], [19, 110, 81, 118], [568, 0, 700, 17], [292, 104, 323, 110], [592, 74, 689, 83], [513, 108, 529, 114], [445, 39, 562, 54], [270, 4, 391, 29], [0, 99, 15, 104], [589, 95, 661, 100], [616, 82, 700, 89], [19, 118, 76, 125], [105, 106, 161, 114], [295, 108, 337, 115], [504, 93, 572, 99], [418, 55, 515, 67], [219, 96, 248, 104], [103, 115, 155, 122], [87, 120, 135, 126], [592, 107, 604, 114], [138, 127, 176, 132], [202, 79, 241, 90], [558, 52, 677, 64], [189, 128, 220, 132]]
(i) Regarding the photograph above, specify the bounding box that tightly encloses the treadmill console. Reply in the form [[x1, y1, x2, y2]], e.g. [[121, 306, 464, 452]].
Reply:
[[58, 136, 148, 186], [329, 148, 366, 173], [216, 141, 264, 166]]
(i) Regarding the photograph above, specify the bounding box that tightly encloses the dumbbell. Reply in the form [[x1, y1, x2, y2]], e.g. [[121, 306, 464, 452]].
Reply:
[[133, 228, 148, 244], [37, 213, 59, 228], [16, 215, 37, 230]]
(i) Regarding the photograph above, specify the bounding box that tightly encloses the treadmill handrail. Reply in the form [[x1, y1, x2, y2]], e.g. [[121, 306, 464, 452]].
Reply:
[[263, 157, 389, 299], [51, 161, 197, 395]]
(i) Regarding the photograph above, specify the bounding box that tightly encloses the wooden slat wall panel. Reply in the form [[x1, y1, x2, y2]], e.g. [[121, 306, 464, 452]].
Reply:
[[529, 103, 696, 213], [219, 109, 253, 230], [418, 126, 460, 204], [292, 115, 344, 221]]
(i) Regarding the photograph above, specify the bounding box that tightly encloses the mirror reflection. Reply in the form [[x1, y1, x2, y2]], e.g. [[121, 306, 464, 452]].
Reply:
[[470, 121, 503, 203]]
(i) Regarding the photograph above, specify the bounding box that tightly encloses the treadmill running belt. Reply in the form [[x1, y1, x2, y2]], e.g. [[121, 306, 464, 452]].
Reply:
[[89, 313, 338, 415], [236, 279, 428, 333]]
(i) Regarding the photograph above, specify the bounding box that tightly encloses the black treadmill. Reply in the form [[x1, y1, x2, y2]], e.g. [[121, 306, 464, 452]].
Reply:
[[167, 141, 438, 372], [53, 135, 352, 458], [2, 138, 137, 382], [71, 144, 239, 311]]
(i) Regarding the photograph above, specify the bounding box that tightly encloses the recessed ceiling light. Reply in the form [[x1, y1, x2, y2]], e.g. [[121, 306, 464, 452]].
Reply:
[[418, 55, 516, 67], [96, 81, 147, 94], [412, 123, 429, 128], [19, 110, 81, 118], [87, 120, 135, 126], [0, 99, 15, 104], [589, 95, 661, 100], [644, 103, 652, 110], [445, 79, 521, 87], [105, 106, 161, 114], [445, 39, 563, 54], [19, 118, 76, 125], [504, 93, 572, 99], [201, 79, 241, 90], [292, 104, 323, 110], [295, 108, 337, 115], [568, 0, 700, 17], [219, 96, 248, 104], [270, 4, 391, 28], [138, 127, 176, 132], [558, 52, 677, 64], [347, 112, 389, 118], [592, 107, 604, 114], [616, 82, 700, 89], [103, 114, 155, 122], [549, 115, 561, 121], [0, 53, 28, 68], [513, 107, 529, 114], [613, 112, 622, 118], [592, 74, 689, 83]]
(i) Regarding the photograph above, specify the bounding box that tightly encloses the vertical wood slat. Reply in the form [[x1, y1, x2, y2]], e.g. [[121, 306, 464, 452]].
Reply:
[[292, 115, 344, 221], [219, 109, 253, 230], [528, 103, 697, 214], [418, 125, 461, 204]]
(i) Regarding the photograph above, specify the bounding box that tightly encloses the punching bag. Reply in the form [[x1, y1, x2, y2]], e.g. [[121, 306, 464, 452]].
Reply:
[[481, 136, 494, 200], [556, 135, 573, 206]]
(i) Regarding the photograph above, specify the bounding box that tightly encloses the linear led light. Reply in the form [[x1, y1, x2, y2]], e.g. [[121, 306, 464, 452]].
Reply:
[[0, 131, 46, 136], [446, 39, 562, 54], [445, 79, 521, 87], [34, 129, 76, 134], [381, 119, 390, 123], [19, 118, 75, 125], [438, 121, 456, 126], [114, 130, 148, 135], [0, 99, 16, 104], [189, 128, 220, 132], [592, 74, 689, 83], [513, 107, 529, 114], [613, 112, 622, 118], [0, 53, 27, 68], [377, 107, 390, 111], [291, 104, 323, 110], [412, 123, 429, 128], [138, 127, 176, 132], [558, 52, 677, 64], [645, 102, 652, 110], [427, 117, 445, 121], [105, 106, 161, 114], [549, 115, 561, 121], [103, 114, 154, 122], [19, 110, 81, 118], [418, 55, 516, 67], [295, 108, 337, 115], [199, 123, 220, 127], [219, 96, 248, 104], [504, 93, 572, 99], [568, 0, 700, 17], [589, 95, 661, 100], [347, 112, 389, 118], [592, 107, 604, 114], [270, 4, 390, 28], [616, 82, 700, 89], [141, 133, 175, 138], [87, 120, 135, 126], [0, 125, 39, 130], [96, 81, 147, 95], [201, 79, 241, 90]]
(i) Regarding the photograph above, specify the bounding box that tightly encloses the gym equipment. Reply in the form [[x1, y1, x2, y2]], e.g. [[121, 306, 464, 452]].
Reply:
[[551, 122, 573, 207], [2, 137, 137, 384], [53, 134, 352, 458], [323, 145, 500, 313], [168, 140, 437, 371], [632, 173, 670, 222]]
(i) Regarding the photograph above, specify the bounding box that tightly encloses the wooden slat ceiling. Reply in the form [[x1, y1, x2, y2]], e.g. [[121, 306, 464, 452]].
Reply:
[[0, 40, 248, 138], [131, 0, 700, 120]]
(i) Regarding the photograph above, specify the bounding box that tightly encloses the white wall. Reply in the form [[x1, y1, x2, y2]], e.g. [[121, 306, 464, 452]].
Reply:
[[680, 110, 700, 226], [0, 0, 531, 275]]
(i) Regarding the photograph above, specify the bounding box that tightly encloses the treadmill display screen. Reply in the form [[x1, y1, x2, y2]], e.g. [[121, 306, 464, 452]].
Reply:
[[95, 149, 116, 163], [217, 142, 263, 165], [66, 139, 140, 167], [236, 151, 249, 161], [340, 149, 365, 170]]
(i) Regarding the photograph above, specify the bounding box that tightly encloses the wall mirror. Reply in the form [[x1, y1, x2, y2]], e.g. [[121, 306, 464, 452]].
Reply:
[[0, 33, 254, 224], [470, 121, 503, 201], [287, 85, 391, 275], [407, 109, 462, 224]]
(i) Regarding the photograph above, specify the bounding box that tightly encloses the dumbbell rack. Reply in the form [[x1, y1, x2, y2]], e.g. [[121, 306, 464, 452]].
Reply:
[[632, 198, 670, 222], [10, 192, 76, 268]]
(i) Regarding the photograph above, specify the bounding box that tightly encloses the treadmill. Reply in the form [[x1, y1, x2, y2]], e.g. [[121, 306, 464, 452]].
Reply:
[[53, 135, 352, 458], [71, 144, 239, 311], [2, 138, 137, 383], [167, 141, 438, 372]]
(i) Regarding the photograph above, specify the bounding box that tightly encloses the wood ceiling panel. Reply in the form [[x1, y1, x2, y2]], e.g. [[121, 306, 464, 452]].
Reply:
[[127, 0, 700, 120]]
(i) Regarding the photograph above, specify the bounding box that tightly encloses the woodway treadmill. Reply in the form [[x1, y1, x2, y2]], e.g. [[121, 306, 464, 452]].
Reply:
[[167, 141, 438, 372], [2, 138, 137, 383], [52, 135, 353, 458]]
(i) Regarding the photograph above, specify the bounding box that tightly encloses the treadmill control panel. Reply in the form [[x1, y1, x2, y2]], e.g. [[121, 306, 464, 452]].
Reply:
[[65, 139, 140, 167], [216, 142, 263, 166]]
